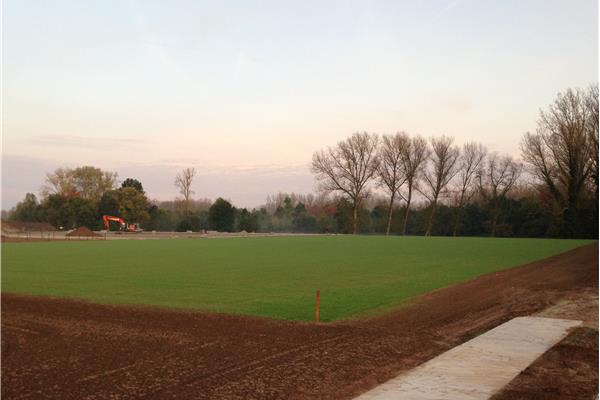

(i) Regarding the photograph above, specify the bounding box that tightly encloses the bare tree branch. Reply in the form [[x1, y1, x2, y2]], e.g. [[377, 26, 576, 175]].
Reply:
[[477, 153, 522, 236], [452, 142, 487, 236], [377, 132, 409, 235], [420, 136, 460, 236], [520, 86, 597, 236], [311, 132, 379, 234], [399, 135, 429, 235], [174, 168, 196, 215]]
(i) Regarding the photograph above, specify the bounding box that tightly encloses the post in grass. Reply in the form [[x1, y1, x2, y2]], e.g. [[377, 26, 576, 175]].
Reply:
[[315, 289, 320, 322]]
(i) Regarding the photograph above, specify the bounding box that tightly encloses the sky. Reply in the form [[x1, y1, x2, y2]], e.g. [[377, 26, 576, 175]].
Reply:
[[2, 0, 598, 209]]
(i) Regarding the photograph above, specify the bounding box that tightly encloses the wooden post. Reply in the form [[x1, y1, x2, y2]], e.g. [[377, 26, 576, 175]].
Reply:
[[315, 289, 320, 322]]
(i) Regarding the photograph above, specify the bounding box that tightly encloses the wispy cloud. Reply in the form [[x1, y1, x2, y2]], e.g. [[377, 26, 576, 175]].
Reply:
[[2, 154, 315, 209], [174, 164, 312, 177], [423, 0, 464, 29], [158, 157, 202, 166], [156, 158, 309, 175], [29, 135, 148, 150]]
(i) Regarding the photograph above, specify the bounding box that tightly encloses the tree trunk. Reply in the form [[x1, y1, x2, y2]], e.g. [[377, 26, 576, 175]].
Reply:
[[184, 195, 190, 216], [385, 193, 395, 236], [352, 202, 358, 235], [452, 208, 461, 237], [564, 188, 581, 238], [453, 201, 464, 237], [425, 200, 437, 237], [402, 188, 412, 236]]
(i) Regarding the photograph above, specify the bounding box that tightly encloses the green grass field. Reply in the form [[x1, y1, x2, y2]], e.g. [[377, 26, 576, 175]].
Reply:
[[1, 236, 591, 321]]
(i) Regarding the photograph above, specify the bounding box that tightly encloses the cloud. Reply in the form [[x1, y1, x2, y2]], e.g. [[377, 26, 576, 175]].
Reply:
[[1, 154, 315, 210], [155, 158, 310, 176], [197, 163, 310, 176], [423, 0, 463, 29], [430, 94, 473, 114], [28, 135, 147, 150]]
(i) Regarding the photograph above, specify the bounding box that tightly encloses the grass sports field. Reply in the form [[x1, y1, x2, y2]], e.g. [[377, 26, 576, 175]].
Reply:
[[1, 236, 591, 321]]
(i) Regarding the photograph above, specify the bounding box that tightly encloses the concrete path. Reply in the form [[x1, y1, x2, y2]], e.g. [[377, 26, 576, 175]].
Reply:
[[355, 317, 581, 400]]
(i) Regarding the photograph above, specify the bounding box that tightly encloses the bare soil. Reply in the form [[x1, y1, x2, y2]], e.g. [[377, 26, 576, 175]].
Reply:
[[2, 236, 40, 243], [1, 220, 57, 231], [2, 243, 597, 399], [491, 327, 598, 400], [536, 287, 598, 329], [1, 235, 66, 243], [66, 226, 102, 238]]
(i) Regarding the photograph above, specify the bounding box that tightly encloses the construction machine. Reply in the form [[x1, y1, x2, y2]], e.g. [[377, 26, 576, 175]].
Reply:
[[102, 215, 143, 233]]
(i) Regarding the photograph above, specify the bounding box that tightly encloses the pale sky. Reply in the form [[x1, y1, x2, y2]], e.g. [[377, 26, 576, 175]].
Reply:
[[2, 0, 598, 208]]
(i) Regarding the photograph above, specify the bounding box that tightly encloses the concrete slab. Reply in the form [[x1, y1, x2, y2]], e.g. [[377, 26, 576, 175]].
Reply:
[[355, 317, 581, 400]]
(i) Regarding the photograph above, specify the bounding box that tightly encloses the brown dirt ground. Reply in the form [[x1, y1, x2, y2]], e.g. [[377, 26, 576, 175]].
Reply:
[[491, 327, 599, 400], [489, 287, 599, 400], [66, 226, 102, 238], [1, 236, 65, 243], [1, 220, 57, 231], [1, 243, 598, 399], [536, 287, 598, 328], [2, 236, 38, 243]]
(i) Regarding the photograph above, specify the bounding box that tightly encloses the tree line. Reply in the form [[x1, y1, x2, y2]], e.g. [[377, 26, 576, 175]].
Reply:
[[312, 132, 522, 237], [312, 85, 598, 238], [4, 166, 241, 233], [4, 85, 598, 238]]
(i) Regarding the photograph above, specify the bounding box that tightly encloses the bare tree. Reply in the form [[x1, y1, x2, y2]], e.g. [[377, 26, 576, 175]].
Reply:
[[399, 135, 429, 235], [42, 167, 76, 198], [377, 132, 409, 235], [420, 136, 460, 236], [155, 197, 211, 213], [42, 166, 117, 201], [452, 142, 487, 236], [521, 86, 596, 237], [585, 84, 599, 199], [311, 132, 379, 234], [174, 167, 196, 215], [477, 154, 522, 236]]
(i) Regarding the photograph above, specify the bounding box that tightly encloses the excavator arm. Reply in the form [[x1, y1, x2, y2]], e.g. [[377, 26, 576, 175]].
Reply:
[[102, 215, 143, 233], [102, 215, 126, 230]]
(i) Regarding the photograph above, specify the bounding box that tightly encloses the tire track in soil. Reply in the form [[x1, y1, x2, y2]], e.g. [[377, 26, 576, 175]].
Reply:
[[138, 333, 355, 399], [2, 243, 597, 399]]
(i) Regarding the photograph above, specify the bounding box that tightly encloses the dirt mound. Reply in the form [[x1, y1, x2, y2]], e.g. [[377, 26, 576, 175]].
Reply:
[[66, 227, 101, 237], [1, 243, 597, 399]]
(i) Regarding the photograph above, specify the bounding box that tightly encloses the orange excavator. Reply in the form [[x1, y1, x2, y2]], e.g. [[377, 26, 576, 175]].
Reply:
[[102, 215, 143, 233]]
